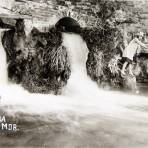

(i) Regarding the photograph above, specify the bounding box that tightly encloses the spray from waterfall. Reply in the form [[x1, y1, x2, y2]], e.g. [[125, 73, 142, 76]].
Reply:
[[61, 32, 107, 100], [0, 30, 148, 123], [0, 29, 8, 85]]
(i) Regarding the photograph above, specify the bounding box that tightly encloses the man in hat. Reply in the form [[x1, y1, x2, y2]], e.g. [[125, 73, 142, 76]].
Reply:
[[121, 32, 148, 77]]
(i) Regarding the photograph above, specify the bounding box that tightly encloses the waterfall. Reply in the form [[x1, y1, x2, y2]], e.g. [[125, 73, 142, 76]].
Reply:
[[62, 32, 99, 96], [0, 29, 8, 85], [0, 30, 148, 122], [1, 31, 148, 147]]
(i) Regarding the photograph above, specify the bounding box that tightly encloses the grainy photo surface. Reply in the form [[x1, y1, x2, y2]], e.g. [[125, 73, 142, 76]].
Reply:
[[0, 0, 148, 148]]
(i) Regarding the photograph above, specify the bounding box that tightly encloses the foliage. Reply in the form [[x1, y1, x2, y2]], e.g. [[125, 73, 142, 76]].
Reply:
[[47, 45, 69, 73], [4, 0, 144, 92], [2, 23, 71, 94], [81, 26, 124, 88], [108, 54, 121, 75], [79, 0, 142, 90], [56, 0, 141, 29], [22, 27, 71, 94], [86, 51, 104, 81]]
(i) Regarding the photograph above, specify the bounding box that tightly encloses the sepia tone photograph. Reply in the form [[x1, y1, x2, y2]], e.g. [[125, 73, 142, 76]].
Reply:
[[0, 0, 148, 147]]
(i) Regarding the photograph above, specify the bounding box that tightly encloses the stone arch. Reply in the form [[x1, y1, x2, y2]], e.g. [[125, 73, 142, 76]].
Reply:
[[55, 17, 81, 34]]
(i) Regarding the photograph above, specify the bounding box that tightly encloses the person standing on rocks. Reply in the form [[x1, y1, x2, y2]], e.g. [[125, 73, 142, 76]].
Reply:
[[121, 32, 148, 77]]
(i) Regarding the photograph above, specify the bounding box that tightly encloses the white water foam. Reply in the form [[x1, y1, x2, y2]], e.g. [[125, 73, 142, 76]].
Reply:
[[0, 32, 148, 122], [0, 29, 8, 84]]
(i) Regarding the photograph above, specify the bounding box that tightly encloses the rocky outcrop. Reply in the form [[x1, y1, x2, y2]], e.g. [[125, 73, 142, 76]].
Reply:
[[2, 19, 71, 94], [82, 27, 124, 89], [2, 0, 147, 93], [22, 27, 71, 94]]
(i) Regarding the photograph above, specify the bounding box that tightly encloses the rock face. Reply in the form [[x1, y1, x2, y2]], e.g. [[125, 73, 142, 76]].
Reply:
[[23, 28, 71, 94], [22, 44, 71, 94], [1, 16, 137, 93], [22, 29, 71, 94], [2, 19, 27, 83], [2, 0, 148, 93], [2, 19, 71, 94], [82, 27, 124, 89]]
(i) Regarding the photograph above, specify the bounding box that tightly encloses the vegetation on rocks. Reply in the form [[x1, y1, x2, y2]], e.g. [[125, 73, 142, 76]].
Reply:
[[2, 0, 147, 93], [22, 27, 71, 94], [79, 0, 142, 90], [2, 20, 71, 94], [82, 27, 124, 89], [54, 0, 143, 90]]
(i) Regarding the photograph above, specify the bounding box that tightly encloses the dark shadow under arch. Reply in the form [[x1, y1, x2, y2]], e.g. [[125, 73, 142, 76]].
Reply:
[[55, 17, 81, 34]]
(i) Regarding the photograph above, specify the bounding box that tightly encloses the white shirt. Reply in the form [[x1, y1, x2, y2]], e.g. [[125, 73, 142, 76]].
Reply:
[[123, 38, 147, 60]]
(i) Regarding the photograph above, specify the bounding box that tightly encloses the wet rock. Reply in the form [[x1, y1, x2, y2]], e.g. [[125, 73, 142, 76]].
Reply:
[[22, 27, 71, 94], [83, 27, 124, 89]]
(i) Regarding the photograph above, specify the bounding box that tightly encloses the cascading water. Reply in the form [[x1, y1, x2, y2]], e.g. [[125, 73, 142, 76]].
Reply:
[[0, 31, 148, 116], [1, 31, 148, 147], [0, 29, 8, 85], [62, 32, 96, 96]]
